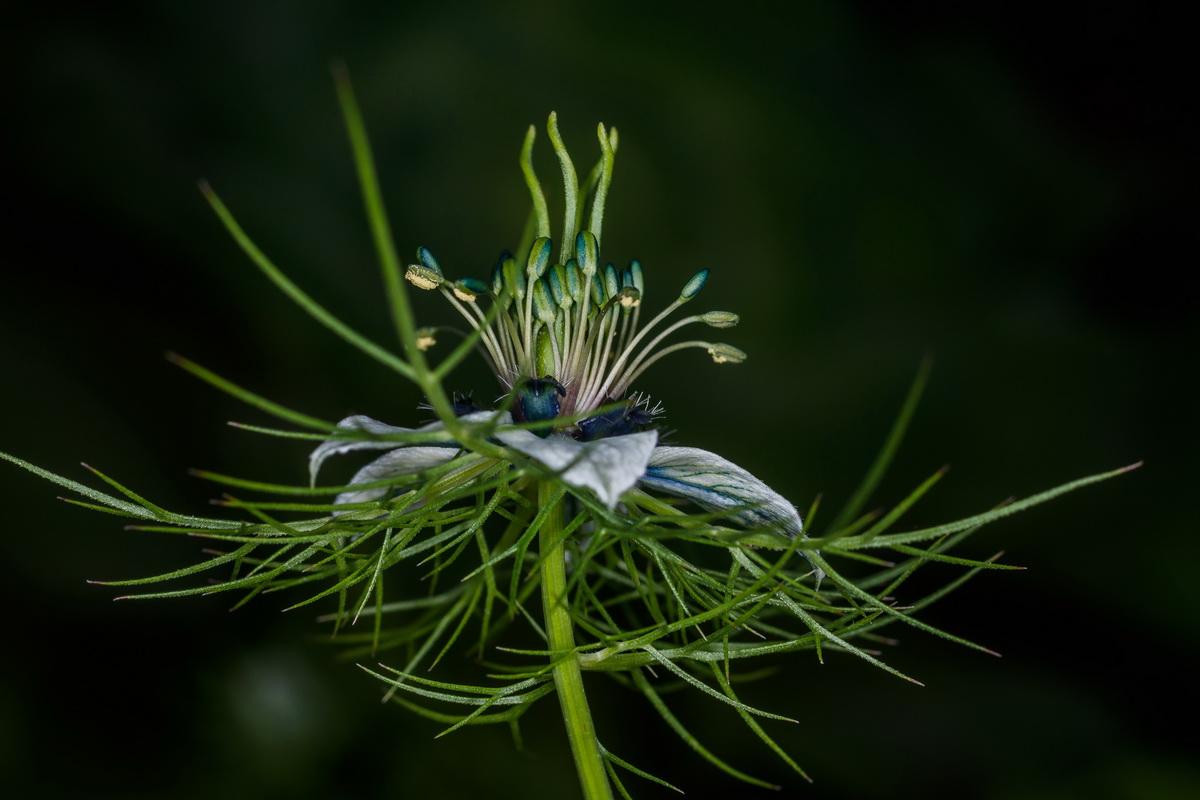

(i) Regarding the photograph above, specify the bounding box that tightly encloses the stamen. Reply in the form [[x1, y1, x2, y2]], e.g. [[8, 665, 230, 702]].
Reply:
[[438, 287, 506, 382], [701, 311, 739, 328], [576, 269, 709, 409], [405, 264, 443, 290], [452, 278, 488, 302], [415, 327, 438, 351], [618, 340, 741, 390], [707, 343, 747, 364], [401, 118, 747, 429]]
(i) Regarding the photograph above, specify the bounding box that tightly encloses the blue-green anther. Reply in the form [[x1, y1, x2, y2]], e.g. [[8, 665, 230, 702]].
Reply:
[[629, 259, 645, 295], [502, 257, 526, 302], [603, 263, 620, 299], [566, 261, 583, 303], [575, 231, 599, 277], [417, 246, 443, 277], [701, 310, 739, 328], [527, 236, 552, 280], [532, 278, 557, 325], [453, 278, 489, 301], [590, 272, 605, 305], [548, 264, 571, 308], [679, 269, 710, 302], [492, 257, 506, 295]]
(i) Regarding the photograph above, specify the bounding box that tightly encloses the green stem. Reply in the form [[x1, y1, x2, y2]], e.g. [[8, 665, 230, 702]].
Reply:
[[539, 482, 613, 800]]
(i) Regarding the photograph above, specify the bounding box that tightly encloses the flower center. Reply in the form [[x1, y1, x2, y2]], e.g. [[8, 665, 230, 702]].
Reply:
[[401, 114, 747, 426], [512, 376, 566, 437]]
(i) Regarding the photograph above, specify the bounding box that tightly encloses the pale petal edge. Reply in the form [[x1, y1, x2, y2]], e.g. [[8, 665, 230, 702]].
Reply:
[[333, 446, 463, 509], [641, 446, 803, 537], [309, 415, 417, 487], [308, 411, 501, 487]]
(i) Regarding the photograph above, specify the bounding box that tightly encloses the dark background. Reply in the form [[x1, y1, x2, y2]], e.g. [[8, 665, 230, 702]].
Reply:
[[2, 2, 1194, 799]]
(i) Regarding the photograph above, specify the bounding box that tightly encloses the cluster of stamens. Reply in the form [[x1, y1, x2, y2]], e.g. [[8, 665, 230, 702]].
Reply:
[[403, 115, 745, 437]]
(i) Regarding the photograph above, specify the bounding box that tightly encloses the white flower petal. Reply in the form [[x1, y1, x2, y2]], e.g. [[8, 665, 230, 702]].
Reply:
[[496, 428, 659, 508], [310, 415, 419, 486], [333, 446, 462, 507], [642, 446, 802, 537], [309, 411, 500, 486]]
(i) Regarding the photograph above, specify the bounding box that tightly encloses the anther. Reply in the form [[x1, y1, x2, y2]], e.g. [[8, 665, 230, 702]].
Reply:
[[417, 246, 443, 275], [575, 231, 599, 277], [452, 278, 489, 302], [701, 311, 739, 328], [532, 279, 558, 324], [526, 237, 553, 280], [406, 264, 443, 290], [679, 269, 709, 302], [415, 327, 438, 351], [707, 343, 746, 364]]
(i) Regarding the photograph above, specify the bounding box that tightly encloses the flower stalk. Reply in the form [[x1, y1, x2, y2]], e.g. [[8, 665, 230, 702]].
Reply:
[[539, 481, 613, 800]]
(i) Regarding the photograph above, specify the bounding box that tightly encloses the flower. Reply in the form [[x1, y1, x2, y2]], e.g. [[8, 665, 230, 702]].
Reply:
[[309, 115, 803, 545]]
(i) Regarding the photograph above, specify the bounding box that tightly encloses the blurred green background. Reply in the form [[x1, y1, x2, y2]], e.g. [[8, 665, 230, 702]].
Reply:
[[2, 2, 1194, 798]]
